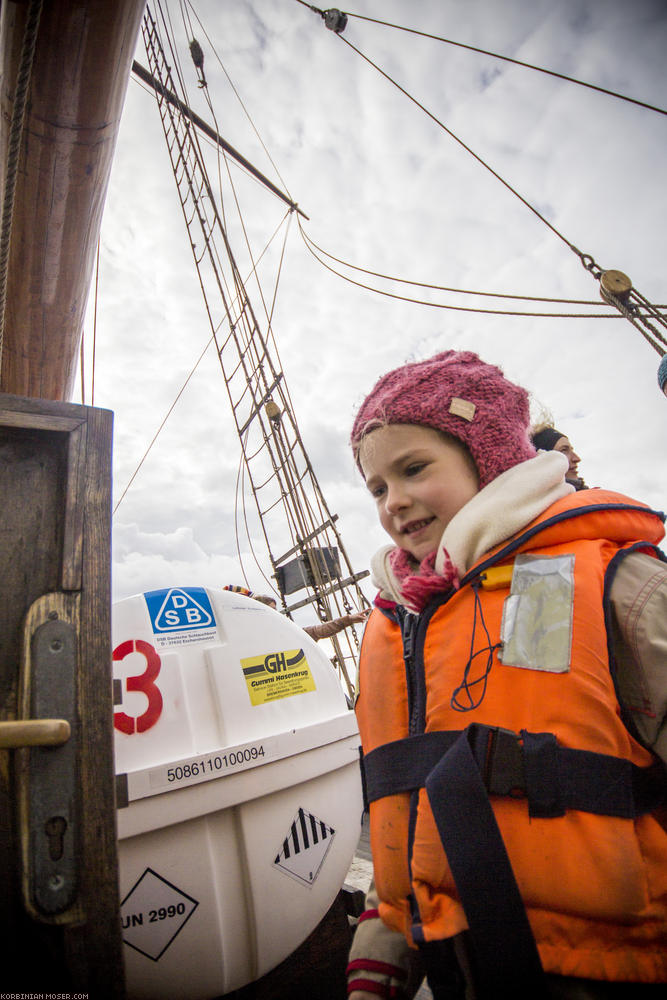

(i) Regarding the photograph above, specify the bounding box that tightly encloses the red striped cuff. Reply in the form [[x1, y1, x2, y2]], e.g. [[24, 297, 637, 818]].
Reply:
[[347, 977, 405, 998], [358, 907, 381, 923], [347, 959, 407, 980]]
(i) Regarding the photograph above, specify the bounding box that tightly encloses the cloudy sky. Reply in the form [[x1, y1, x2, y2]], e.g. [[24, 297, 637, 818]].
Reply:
[[77, 0, 667, 616]]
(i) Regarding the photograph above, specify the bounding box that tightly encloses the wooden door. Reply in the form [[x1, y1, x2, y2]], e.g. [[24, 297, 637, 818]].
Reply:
[[0, 393, 124, 996]]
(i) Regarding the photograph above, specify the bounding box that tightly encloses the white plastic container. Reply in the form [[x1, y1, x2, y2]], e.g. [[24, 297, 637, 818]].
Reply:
[[112, 586, 363, 999]]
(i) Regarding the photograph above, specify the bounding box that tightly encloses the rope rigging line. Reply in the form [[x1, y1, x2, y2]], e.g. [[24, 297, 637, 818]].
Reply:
[[312, 23, 583, 258], [183, 0, 296, 204], [176, 0, 305, 389], [234, 428, 279, 598], [299, 226, 667, 310], [145, 12, 321, 609], [112, 333, 216, 516], [169, 75, 318, 568], [297, 218, 636, 320], [321, 6, 667, 119], [113, 208, 292, 514], [91, 238, 100, 406], [80, 237, 102, 405], [197, 59, 295, 352], [298, 4, 667, 348]]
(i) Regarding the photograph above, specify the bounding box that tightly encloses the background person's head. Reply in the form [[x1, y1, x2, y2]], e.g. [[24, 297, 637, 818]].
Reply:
[[350, 350, 536, 552], [223, 585, 278, 609], [658, 355, 667, 399], [253, 593, 278, 609], [531, 425, 584, 487]]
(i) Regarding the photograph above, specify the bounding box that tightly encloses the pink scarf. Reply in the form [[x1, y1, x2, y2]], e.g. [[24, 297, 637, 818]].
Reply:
[[388, 545, 459, 612]]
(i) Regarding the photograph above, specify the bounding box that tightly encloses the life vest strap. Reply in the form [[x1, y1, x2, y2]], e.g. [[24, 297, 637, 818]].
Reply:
[[423, 729, 547, 995], [360, 723, 665, 819]]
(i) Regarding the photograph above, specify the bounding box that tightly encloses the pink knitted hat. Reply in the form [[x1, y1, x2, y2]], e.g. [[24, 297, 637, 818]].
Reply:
[[350, 350, 536, 489]]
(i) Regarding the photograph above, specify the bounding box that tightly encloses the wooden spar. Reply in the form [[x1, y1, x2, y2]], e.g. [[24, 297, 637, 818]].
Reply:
[[132, 60, 309, 220], [0, 0, 146, 402]]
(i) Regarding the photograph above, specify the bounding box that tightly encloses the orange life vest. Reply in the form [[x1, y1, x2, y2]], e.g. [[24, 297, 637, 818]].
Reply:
[[356, 490, 667, 984]]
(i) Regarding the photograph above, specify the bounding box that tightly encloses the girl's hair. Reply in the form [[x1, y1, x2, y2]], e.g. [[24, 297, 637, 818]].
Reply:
[[356, 421, 479, 485]]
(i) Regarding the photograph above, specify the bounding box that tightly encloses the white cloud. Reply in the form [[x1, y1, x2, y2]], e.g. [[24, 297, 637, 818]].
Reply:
[[79, 0, 667, 607]]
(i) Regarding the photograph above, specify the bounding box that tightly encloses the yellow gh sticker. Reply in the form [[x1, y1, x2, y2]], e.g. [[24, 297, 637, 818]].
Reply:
[[241, 648, 316, 705]]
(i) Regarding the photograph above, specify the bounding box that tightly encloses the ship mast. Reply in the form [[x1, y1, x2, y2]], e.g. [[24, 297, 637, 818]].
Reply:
[[139, 6, 369, 696]]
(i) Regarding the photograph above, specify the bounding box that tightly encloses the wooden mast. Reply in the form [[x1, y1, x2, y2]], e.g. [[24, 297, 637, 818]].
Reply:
[[0, 3, 143, 995], [0, 0, 146, 401]]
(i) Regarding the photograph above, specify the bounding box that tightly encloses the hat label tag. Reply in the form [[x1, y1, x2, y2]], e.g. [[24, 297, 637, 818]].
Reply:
[[449, 397, 476, 422]]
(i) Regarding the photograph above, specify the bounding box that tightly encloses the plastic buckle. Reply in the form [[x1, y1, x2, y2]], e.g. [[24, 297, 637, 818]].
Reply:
[[488, 727, 525, 797], [469, 724, 525, 797]]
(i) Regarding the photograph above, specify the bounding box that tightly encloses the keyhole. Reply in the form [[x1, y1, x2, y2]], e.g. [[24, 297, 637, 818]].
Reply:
[[44, 815, 67, 861]]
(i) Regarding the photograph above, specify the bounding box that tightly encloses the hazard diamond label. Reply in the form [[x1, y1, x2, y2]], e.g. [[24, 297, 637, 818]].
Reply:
[[273, 807, 335, 888], [120, 868, 199, 961]]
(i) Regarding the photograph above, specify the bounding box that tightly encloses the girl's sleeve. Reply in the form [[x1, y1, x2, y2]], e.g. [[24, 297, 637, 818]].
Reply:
[[347, 879, 414, 999], [609, 551, 667, 765]]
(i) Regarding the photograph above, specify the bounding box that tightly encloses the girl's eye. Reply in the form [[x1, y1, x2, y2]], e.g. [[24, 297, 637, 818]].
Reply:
[[405, 462, 425, 477], [370, 485, 386, 500]]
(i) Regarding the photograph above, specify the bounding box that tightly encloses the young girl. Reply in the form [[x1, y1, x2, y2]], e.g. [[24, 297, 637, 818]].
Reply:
[[346, 351, 666, 1000]]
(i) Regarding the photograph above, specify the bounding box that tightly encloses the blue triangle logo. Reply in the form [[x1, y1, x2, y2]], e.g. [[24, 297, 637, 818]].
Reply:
[[144, 587, 215, 633]]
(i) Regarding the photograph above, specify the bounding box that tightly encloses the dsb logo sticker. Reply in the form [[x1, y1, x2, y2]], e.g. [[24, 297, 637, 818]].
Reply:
[[144, 587, 216, 634]]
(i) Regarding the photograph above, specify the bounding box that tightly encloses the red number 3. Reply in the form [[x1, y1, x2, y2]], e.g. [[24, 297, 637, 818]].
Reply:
[[113, 639, 163, 734]]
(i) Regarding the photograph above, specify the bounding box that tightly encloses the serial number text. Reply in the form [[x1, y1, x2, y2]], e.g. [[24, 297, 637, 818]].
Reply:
[[166, 746, 265, 782]]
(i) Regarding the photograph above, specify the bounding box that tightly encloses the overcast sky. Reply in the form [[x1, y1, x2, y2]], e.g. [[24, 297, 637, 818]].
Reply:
[[77, 0, 667, 617]]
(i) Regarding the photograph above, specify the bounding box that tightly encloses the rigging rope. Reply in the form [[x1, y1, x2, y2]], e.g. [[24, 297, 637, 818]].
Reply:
[[314, 6, 667, 119], [113, 211, 291, 513], [113, 333, 216, 515], [297, 5, 667, 347], [91, 238, 100, 406], [299, 227, 667, 309], [173, 6, 312, 466], [298, 218, 641, 319], [183, 0, 296, 203]]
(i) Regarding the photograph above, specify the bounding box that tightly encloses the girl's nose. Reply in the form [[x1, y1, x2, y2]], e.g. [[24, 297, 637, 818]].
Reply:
[[385, 482, 410, 514]]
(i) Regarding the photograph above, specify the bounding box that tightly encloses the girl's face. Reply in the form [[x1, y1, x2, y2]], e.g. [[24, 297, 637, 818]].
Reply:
[[359, 424, 479, 563]]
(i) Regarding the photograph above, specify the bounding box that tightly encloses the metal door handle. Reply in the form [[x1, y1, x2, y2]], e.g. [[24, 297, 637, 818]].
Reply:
[[0, 719, 71, 748]]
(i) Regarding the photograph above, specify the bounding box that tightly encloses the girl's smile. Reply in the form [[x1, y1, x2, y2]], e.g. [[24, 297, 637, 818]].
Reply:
[[359, 424, 479, 563]]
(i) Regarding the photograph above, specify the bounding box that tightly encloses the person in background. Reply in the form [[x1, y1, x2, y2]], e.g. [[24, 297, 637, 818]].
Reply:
[[531, 424, 587, 490], [346, 350, 666, 1000], [658, 355, 667, 398], [222, 585, 370, 640]]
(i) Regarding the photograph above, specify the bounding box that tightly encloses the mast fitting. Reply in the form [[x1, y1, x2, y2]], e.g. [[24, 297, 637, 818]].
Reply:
[[265, 400, 282, 423], [600, 269, 632, 303], [324, 9, 348, 34]]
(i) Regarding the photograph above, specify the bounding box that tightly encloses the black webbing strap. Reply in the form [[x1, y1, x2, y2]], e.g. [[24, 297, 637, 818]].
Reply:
[[424, 730, 546, 996], [361, 724, 666, 818]]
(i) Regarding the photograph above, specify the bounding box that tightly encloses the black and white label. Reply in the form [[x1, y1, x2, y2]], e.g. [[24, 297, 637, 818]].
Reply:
[[273, 807, 335, 888], [121, 868, 199, 961]]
